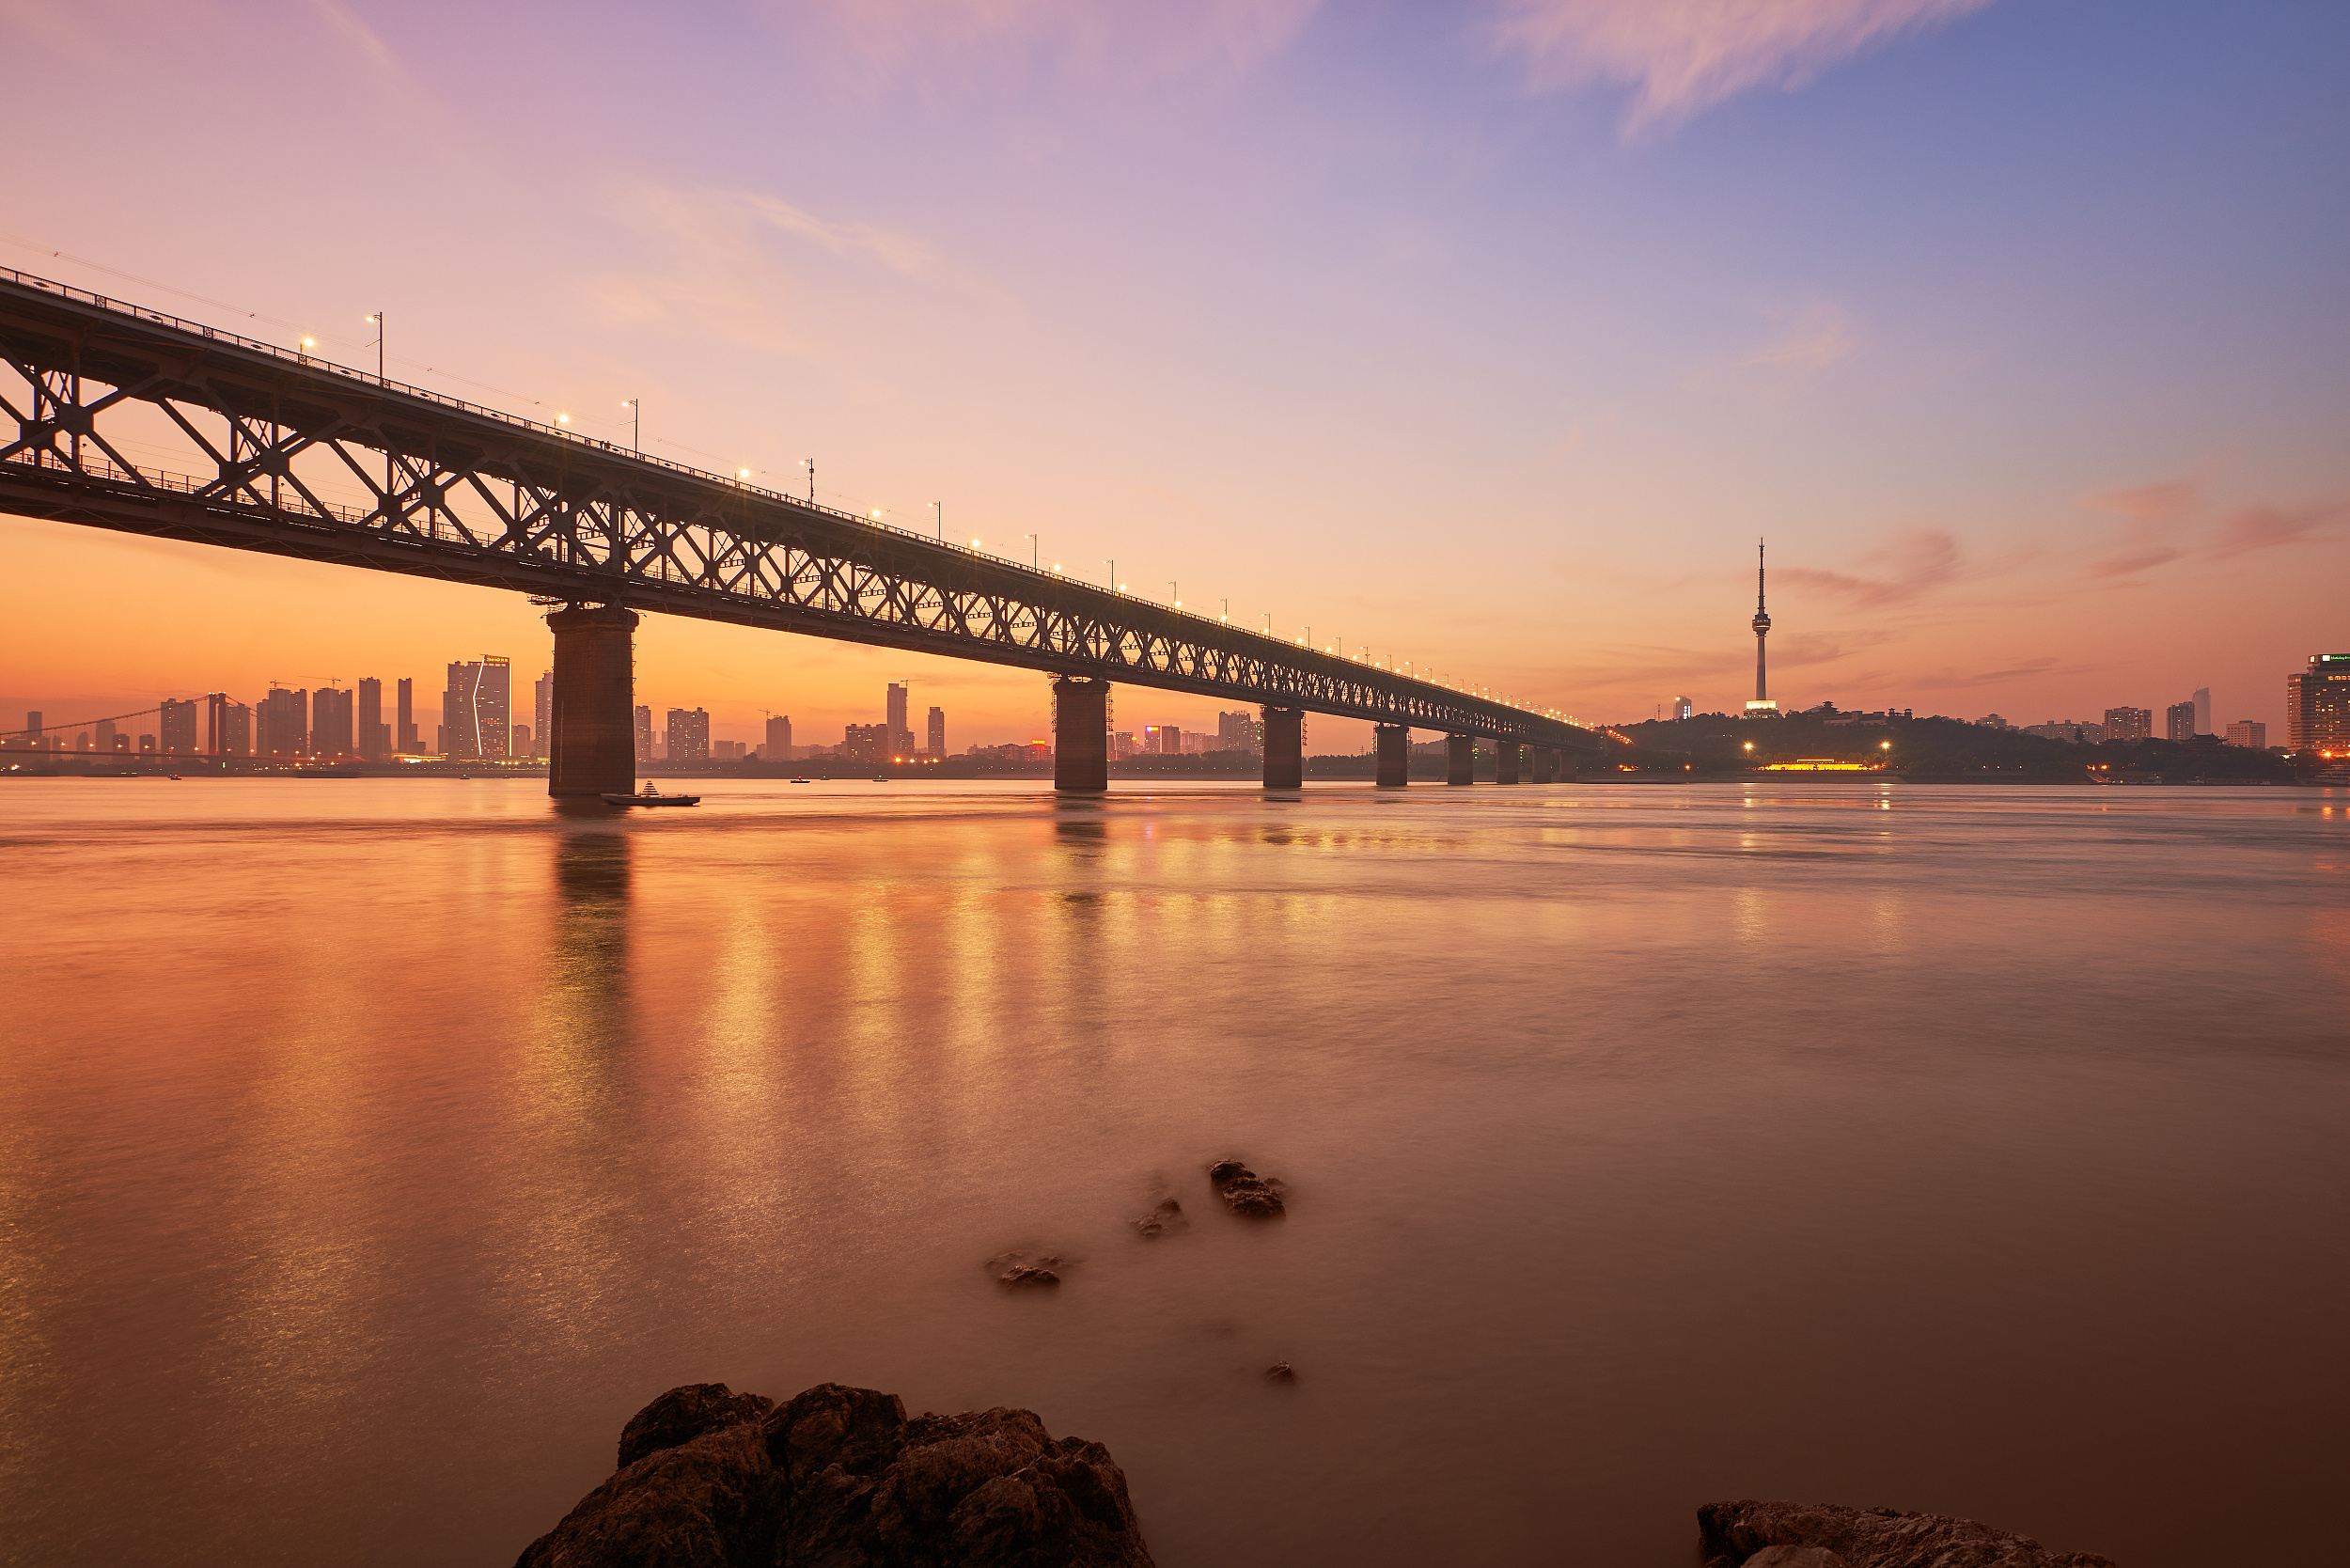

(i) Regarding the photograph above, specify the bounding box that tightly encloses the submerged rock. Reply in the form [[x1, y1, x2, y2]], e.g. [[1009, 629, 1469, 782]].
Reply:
[[518, 1381, 1155, 1567], [1131, 1199, 1186, 1239], [617, 1382, 777, 1470], [1206, 1159, 1285, 1217], [1699, 1499, 2119, 1567], [1261, 1361, 1295, 1383], [987, 1251, 1065, 1286]]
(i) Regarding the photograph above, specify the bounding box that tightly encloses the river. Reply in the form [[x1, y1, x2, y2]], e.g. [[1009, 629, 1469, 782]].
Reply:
[[2, 777, 2343, 1565]]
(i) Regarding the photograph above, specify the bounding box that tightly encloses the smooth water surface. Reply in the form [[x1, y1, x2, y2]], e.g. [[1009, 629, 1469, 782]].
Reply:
[[2, 777, 2344, 1565]]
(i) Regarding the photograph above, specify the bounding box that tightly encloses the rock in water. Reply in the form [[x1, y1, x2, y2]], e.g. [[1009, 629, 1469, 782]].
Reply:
[[986, 1251, 1064, 1286], [1131, 1199, 1185, 1238], [518, 1381, 1155, 1567], [1698, 1500, 2119, 1567], [1206, 1159, 1285, 1217], [617, 1382, 777, 1469], [1261, 1361, 1295, 1383]]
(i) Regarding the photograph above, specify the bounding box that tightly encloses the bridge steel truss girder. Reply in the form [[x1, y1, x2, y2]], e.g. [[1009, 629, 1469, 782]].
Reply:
[[0, 274, 1593, 749]]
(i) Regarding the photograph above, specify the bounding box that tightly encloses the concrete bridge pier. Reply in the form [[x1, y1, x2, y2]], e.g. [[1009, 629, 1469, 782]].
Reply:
[[1447, 734, 1475, 785], [1496, 739, 1522, 785], [1374, 724, 1410, 787], [1053, 677, 1110, 792], [1532, 747, 1559, 784], [545, 604, 639, 798], [1262, 705, 1304, 789]]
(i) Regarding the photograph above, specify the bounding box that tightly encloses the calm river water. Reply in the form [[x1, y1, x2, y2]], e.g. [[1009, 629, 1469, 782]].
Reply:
[[2, 777, 2344, 1565]]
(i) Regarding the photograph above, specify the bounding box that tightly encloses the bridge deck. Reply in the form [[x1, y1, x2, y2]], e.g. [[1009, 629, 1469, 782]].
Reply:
[[0, 270, 1592, 746]]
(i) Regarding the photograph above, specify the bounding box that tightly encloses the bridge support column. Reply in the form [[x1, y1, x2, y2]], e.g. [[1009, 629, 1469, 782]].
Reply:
[[545, 604, 639, 798], [1262, 705, 1304, 789], [1496, 739, 1522, 785], [1053, 677, 1110, 792], [1374, 724, 1409, 787], [1447, 734, 1475, 785], [1532, 747, 1558, 784]]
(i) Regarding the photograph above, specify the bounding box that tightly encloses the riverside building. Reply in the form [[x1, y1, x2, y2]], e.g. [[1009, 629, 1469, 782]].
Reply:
[[2286, 654, 2350, 755]]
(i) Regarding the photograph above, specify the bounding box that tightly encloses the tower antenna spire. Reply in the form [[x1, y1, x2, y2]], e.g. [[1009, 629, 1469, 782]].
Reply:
[[1746, 537, 1778, 717]]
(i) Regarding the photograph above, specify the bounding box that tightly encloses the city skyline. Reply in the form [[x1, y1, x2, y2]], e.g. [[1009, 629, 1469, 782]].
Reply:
[[2, 2, 2342, 743]]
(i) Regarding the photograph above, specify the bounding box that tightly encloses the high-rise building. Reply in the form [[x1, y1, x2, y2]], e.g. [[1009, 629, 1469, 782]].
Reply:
[[765, 713, 793, 760], [2285, 654, 2350, 755], [2103, 706, 2152, 743], [2165, 700, 2197, 742], [886, 683, 912, 754], [2223, 720, 2267, 749], [634, 705, 654, 761], [2192, 687, 2211, 736], [1672, 696, 1694, 721], [533, 670, 553, 759], [159, 698, 198, 754], [357, 678, 384, 760], [95, 718, 118, 752], [513, 725, 531, 756], [665, 707, 709, 761], [844, 722, 888, 765], [257, 688, 308, 755], [209, 694, 251, 757], [396, 677, 418, 753], [1144, 725, 1182, 754], [926, 706, 945, 758], [443, 656, 511, 760], [1746, 541, 1778, 716], [310, 688, 354, 757], [1216, 710, 1259, 753]]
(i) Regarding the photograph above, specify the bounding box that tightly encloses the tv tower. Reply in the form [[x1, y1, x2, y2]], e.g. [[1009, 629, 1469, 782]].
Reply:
[[1745, 539, 1778, 716]]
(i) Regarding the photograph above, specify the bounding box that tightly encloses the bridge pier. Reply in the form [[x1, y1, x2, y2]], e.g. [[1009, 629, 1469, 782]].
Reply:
[[1496, 739, 1522, 785], [1053, 677, 1110, 792], [1447, 734, 1475, 785], [1262, 705, 1304, 789], [1374, 724, 1409, 787], [545, 604, 639, 798], [1532, 747, 1558, 784]]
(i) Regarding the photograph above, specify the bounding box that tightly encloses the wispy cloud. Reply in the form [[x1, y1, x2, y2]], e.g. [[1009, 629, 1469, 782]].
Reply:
[[1487, 0, 2001, 137], [2208, 500, 2342, 560], [1686, 300, 1860, 400], [1780, 525, 1958, 606], [792, 0, 1322, 90], [581, 182, 989, 369], [2081, 478, 2198, 579]]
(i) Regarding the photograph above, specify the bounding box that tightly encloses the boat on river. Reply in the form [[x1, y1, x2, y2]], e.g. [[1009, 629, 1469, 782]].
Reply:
[[604, 782, 700, 807]]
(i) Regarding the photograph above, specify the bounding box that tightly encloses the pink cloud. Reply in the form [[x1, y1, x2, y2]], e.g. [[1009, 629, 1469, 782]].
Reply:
[[795, 0, 1323, 89], [2082, 478, 2199, 579], [2208, 501, 2342, 559], [1487, 0, 2002, 136], [1780, 525, 1959, 605]]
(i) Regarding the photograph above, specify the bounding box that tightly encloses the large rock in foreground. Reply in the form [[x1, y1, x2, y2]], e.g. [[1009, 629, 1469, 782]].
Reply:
[[1700, 1499, 2119, 1568], [517, 1381, 1154, 1567]]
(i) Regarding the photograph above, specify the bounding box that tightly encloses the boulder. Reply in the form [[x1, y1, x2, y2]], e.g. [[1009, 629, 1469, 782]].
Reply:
[[618, 1382, 778, 1469], [986, 1251, 1064, 1286], [1261, 1361, 1296, 1383], [1205, 1159, 1285, 1218], [516, 1381, 1155, 1567], [1699, 1500, 2119, 1568], [1130, 1199, 1186, 1239], [516, 1422, 779, 1568]]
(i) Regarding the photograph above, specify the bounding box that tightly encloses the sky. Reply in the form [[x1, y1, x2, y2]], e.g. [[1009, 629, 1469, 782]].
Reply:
[[3, 0, 2344, 750]]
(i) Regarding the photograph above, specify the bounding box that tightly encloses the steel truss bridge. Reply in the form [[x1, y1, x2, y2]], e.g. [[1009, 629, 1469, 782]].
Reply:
[[0, 269, 1593, 752]]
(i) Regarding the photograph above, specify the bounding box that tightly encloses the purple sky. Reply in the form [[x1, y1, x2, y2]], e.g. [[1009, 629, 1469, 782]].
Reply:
[[4, 0, 2343, 748]]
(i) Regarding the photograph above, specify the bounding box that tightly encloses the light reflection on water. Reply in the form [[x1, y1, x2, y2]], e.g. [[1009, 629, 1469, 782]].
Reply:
[[1, 777, 2345, 1567]]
